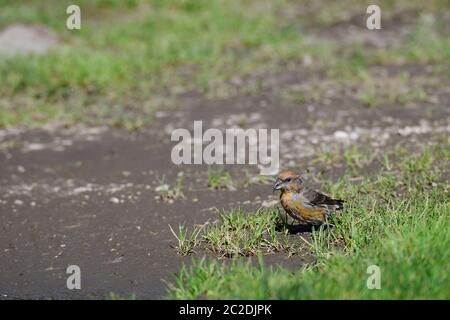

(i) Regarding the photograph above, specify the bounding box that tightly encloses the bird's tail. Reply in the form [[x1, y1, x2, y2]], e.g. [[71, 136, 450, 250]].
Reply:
[[334, 199, 345, 210], [330, 199, 344, 210]]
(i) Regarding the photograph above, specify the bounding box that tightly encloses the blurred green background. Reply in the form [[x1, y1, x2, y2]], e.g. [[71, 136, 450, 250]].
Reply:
[[0, 0, 448, 128]]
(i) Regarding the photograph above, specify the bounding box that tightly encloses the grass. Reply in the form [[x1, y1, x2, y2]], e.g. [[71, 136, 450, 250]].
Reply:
[[1, 0, 449, 128], [343, 145, 377, 174], [0, 139, 22, 152], [169, 207, 307, 258], [155, 175, 185, 202], [106, 292, 137, 300], [166, 143, 450, 299], [281, 70, 439, 109], [356, 77, 431, 108], [207, 166, 234, 190], [203, 208, 291, 257], [169, 224, 203, 256], [312, 144, 378, 178], [0, 0, 305, 127], [280, 81, 323, 105]]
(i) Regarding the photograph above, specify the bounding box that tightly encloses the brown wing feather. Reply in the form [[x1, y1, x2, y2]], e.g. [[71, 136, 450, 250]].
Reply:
[[301, 189, 344, 209]]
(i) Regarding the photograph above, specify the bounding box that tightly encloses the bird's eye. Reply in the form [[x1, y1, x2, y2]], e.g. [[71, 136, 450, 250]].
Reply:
[[286, 178, 291, 182]]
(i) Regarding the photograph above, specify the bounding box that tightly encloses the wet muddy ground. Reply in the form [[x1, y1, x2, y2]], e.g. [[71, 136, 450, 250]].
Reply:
[[1, 61, 448, 299]]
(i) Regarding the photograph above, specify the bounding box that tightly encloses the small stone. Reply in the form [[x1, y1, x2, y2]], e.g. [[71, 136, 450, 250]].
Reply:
[[349, 132, 359, 140], [0, 24, 57, 56], [14, 199, 23, 206], [302, 54, 313, 66], [122, 171, 131, 177], [334, 130, 349, 140], [109, 197, 120, 204], [261, 200, 278, 208], [111, 257, 123, 264]]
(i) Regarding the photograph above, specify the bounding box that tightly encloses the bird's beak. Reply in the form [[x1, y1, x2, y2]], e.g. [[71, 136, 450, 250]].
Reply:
[[273, 178, 283, 192]]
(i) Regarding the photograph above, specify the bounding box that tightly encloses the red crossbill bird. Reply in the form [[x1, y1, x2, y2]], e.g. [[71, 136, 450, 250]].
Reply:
[[273, 170, 344, 226]]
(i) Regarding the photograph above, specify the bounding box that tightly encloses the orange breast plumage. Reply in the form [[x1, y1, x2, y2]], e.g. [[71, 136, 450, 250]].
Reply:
[[280, 191, 326, 226]]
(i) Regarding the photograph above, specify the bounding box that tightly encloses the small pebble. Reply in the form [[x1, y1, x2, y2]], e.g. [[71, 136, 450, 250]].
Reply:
[[110, 197, 120, 204]]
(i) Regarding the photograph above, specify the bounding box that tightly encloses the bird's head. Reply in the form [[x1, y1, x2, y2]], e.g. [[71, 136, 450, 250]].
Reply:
[[273, 170, 304, 193]]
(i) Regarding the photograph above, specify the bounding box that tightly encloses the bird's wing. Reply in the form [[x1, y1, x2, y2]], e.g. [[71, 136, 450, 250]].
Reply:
[[299, 188, 344, 209]]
